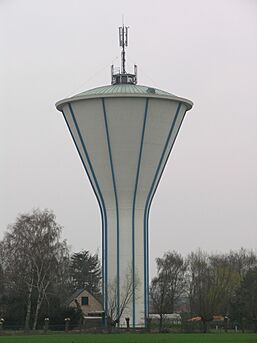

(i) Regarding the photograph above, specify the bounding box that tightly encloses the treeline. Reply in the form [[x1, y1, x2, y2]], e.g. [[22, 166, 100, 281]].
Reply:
[[0, 209, 256, 332], [0, 209, 101, 330], [150, 250, 257, 332]]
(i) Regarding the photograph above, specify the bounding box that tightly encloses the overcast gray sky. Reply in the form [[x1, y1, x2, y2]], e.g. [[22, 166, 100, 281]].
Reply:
[[1, 0, 257, 276]]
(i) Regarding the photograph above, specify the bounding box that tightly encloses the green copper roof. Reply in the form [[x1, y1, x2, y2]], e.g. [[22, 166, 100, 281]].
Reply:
[[76, 84, 173, 97], [56, 84, 193, 111]]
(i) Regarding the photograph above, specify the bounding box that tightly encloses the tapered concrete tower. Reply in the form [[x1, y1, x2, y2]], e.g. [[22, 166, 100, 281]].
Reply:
[[56, 25, 193, 327]]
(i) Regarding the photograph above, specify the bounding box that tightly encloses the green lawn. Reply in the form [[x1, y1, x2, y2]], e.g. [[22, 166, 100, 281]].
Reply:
[[0, 333, 257, 343]]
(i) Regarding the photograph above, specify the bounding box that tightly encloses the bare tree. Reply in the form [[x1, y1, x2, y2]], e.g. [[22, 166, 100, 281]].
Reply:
[[188, 250, 240, 333], [2, 209, 69, 330], [150, 251, 187, 331], [0, 242, 6, 316], [3, 220, 36, 330], [150, 275, 168, 331], [232, 267, 257, 332], [227, 248, 257, 278], [107, 266, 139, 328]]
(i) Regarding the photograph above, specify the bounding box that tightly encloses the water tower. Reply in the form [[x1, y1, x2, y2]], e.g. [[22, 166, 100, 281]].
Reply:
[[56, 25, 193, 327]]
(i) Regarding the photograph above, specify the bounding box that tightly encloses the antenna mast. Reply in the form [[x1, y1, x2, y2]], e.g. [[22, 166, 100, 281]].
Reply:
[[119, 25, 128, 74], [111, 23, 137, 85]]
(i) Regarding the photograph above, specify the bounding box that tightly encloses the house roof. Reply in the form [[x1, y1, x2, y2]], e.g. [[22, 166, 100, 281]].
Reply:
[[65, 288, 84, 307], [65, 288, 102, 307]]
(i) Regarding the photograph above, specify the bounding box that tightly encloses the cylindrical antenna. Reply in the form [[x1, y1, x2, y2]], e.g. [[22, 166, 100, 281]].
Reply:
[[119, 25, 128, 74], [134, 65, 137, 83]]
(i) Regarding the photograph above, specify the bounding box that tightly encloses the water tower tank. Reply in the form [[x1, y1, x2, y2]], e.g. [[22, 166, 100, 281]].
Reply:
[[56, 25, 193, 327]]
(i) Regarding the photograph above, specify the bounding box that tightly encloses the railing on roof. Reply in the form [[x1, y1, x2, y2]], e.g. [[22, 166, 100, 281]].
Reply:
[[111, 65, 137, 85]]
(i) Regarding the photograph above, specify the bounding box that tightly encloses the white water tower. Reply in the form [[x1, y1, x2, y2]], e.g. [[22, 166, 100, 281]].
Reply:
[[56, 25, 193, 327]]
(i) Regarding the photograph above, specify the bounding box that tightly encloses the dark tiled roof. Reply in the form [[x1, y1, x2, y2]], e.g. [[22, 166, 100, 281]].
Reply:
[[64, 288, 84, 306]]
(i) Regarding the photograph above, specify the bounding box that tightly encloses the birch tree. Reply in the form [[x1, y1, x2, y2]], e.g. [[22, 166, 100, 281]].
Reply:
[[2, 209, 69, 330]]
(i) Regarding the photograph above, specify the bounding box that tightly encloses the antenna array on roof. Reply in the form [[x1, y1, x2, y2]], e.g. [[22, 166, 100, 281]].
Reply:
[[111, 23, 137, 85], [119, 26, 128, 47]]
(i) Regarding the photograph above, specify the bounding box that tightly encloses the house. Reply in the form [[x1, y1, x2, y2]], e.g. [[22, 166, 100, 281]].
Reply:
[[66, 288, 103, 316]]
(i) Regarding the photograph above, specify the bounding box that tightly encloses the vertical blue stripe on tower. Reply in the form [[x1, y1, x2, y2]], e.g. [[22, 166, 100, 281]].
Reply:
[[132, 98, 149, 327], [143, 102, 183, 326], [67, 103, 109, 322], [102, 98, 120, 322], [62, 109, 106, 316]]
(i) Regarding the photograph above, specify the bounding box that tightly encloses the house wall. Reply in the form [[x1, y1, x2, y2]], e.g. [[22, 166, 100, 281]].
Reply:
[[70, 289, 102, 315]]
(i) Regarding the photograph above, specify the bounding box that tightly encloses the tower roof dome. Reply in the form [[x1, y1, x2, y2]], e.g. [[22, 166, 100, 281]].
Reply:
[[56, 84, 193, 111]]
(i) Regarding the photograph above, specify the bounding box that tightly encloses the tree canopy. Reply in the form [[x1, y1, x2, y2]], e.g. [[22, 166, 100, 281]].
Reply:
[[69, 250, 101, 295]]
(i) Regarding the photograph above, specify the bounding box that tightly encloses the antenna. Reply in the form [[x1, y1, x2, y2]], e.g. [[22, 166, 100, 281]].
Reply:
[[111, 22, 137, 85], [119, 25, 128, 73]]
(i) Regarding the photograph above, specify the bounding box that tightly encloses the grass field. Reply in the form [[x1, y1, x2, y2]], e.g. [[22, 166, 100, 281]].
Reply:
[[0, 333, 257, 343]]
